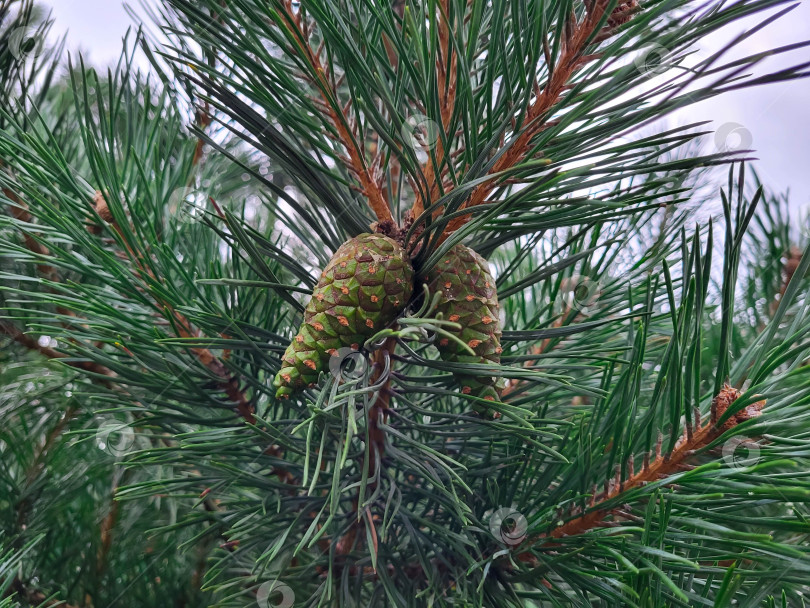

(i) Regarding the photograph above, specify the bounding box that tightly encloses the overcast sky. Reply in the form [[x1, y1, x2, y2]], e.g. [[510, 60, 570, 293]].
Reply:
[[45, 0, 810, 214]]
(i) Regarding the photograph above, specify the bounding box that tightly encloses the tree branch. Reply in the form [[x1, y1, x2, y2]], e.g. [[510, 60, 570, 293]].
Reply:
[[93, 192, 256, 425], [411, 0, 458, 219], [518, 384, 764, 563], [278, 0, 393, 226], [437, 2, 629, 241]]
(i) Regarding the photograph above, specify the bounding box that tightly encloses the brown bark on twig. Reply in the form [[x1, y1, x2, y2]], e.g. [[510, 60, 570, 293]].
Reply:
[[431, 1, 634, 242], [411, 0, 458, 219], [278, 0, 393, 226], [3, 179, 255, 425], [93, 192, 257, 425], [517, 385, 764, 562]]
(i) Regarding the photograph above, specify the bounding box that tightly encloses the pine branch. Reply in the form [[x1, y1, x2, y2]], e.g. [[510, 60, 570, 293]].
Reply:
[[93, 192, 256, 425], [2, 177, 108, 353], [411, 0, 458, 219], [520, 384, 766, 561], [277, 0, 393, 226], [3, 2, 810, 605], [438, 2, 624, 240]]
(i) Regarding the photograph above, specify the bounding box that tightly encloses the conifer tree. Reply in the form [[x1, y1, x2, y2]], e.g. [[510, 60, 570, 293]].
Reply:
[[2, 0, 810, 605]]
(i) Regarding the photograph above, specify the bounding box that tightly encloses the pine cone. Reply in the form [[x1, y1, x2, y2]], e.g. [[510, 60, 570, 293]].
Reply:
[[273, 233, 413, 399], [424, 244, 502, 416]]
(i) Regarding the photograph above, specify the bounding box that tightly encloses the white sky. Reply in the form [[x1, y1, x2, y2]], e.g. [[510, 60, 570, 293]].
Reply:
[[45, 0, 810, 214]]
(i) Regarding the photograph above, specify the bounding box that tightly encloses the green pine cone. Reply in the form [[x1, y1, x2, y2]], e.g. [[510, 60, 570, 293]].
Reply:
[[274, 233, 414, 399], [424, 243, 503, 416]]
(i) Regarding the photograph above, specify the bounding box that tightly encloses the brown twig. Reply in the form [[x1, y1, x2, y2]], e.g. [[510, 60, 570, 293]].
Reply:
[[278, 0, 393, 226], [11, 403, 81, 554], [517, 384, 764, 562], [435, 1, 631, 242], [3, 181, 112, 362], [94, 192, 257, 425], [2, 191, 293, 603], [411, 0, 458, 219]]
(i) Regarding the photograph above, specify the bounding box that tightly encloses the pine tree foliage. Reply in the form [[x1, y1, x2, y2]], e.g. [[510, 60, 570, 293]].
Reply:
[[1, 0, 810, 606]]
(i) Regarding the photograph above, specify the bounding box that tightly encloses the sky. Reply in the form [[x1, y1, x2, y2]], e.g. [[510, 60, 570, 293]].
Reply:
[[44, 0, 810, 215]]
